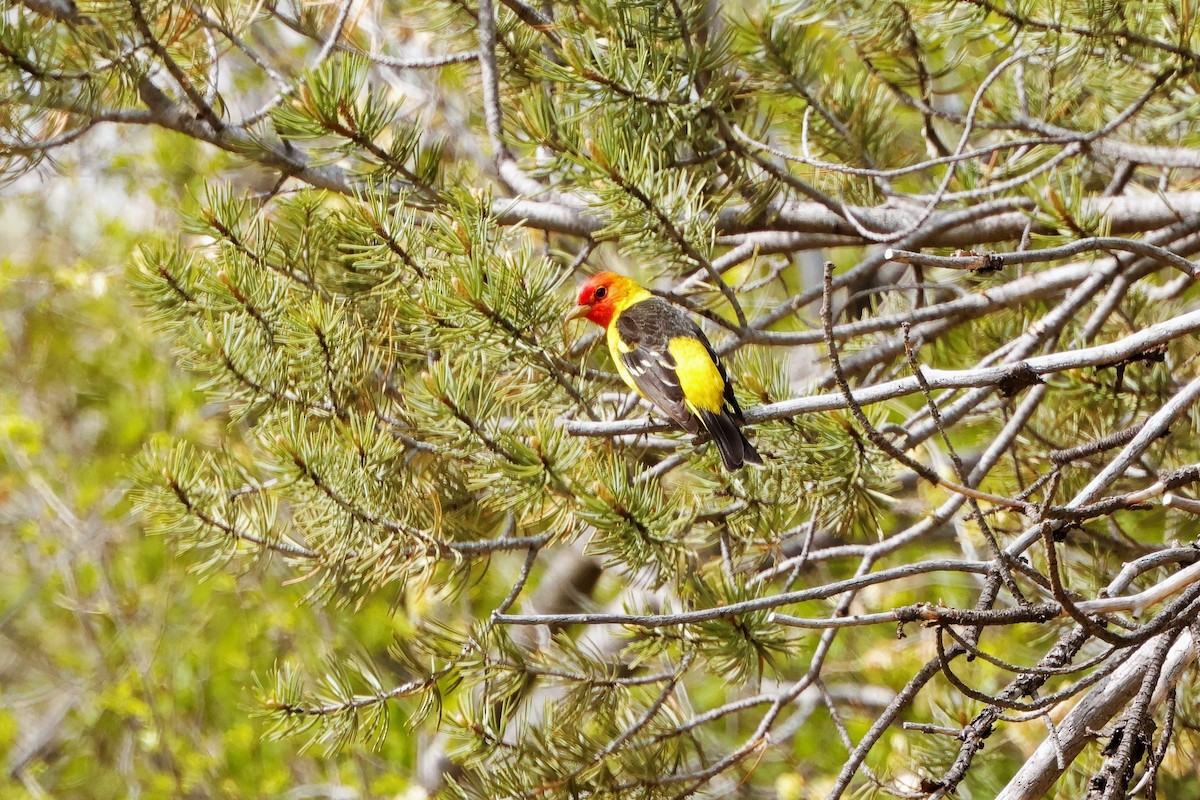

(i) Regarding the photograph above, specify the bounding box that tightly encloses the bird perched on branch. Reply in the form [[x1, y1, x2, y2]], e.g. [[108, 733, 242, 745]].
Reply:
[[566, 272, 762, 471]]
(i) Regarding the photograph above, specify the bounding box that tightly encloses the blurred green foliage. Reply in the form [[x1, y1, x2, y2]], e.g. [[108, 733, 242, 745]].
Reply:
[[0, 132, 413, 798]]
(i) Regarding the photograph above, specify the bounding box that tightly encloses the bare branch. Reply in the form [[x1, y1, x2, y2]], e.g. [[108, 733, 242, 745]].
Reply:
[[567, 307, 1200, 437]]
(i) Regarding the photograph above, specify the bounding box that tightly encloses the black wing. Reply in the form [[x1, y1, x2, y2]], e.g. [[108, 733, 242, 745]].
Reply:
[[616, 297, 763, 469], [615, 298, 700, 433]]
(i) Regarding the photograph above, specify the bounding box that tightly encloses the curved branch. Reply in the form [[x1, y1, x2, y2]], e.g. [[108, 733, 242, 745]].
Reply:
[[566, 307, 1200, 437]]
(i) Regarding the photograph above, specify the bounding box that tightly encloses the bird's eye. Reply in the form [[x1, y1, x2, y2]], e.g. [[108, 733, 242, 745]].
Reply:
[[594, 286, 608, 300]]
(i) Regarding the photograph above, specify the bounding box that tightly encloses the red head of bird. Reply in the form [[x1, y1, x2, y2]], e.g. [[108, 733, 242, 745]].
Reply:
[[566, 271, 638, 329]]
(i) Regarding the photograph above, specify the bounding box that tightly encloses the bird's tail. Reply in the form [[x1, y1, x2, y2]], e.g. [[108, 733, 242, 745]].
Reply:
[[699, 410, 763, 471]]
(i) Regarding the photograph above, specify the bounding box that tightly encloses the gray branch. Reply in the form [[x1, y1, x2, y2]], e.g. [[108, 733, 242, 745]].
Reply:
[[996, 628, 1196, 800], [566, 306, 1200, 437]]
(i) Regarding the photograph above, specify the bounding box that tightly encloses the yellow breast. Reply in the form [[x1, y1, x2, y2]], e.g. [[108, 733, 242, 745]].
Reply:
[[607, 322, 645, 399]]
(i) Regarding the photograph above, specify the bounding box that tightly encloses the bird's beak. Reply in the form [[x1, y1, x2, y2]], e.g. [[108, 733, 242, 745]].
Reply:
[[563, 305, 590, 324]]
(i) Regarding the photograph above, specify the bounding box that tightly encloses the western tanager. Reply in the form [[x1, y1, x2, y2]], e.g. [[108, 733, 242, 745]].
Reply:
[[566, 272, 762, 471]]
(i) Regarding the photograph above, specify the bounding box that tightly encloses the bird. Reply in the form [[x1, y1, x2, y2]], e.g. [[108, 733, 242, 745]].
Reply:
[[565, 271, 762, 471]]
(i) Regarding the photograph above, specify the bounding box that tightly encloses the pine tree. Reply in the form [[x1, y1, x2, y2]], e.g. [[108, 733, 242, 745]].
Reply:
[[6, 0, 1200, 796]]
